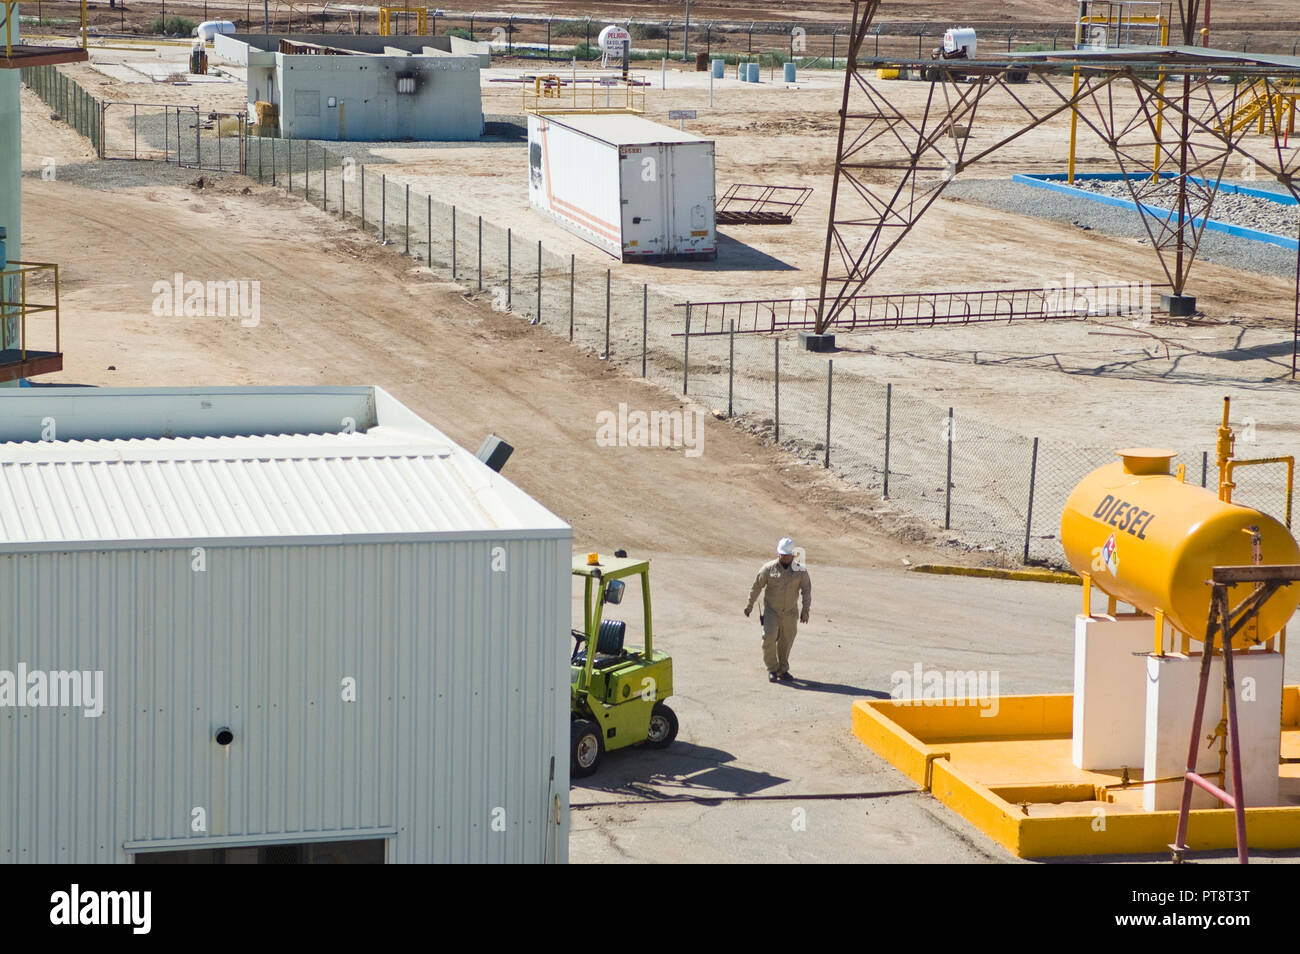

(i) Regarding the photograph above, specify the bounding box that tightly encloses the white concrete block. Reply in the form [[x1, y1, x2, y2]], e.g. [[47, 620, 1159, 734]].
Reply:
[[1143, 651, 1282, 811], [1072, 614, 1155, 770]]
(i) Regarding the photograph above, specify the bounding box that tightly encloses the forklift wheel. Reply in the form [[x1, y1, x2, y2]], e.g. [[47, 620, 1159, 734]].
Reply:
[[645, 702, 678, 748], [571, 719, 604, 778]]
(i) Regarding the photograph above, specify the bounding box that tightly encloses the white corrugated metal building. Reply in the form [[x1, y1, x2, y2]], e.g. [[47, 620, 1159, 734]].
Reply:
[[0, 386, 571, 863]]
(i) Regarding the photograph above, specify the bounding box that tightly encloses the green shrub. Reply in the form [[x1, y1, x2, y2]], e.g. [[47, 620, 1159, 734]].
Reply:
[[443, 27, 472, 40], [146, 15, 198, 35], [629, 23, 666, 41], [551, 21, 589, 38]]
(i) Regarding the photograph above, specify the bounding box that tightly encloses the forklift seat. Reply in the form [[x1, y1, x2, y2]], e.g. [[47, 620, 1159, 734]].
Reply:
[[574, 619, 627, 669]]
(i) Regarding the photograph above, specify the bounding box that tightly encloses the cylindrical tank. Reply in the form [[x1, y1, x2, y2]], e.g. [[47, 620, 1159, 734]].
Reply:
[[784, 62, 797, 82], [747, 63, 761, 83], [1061, 449, 1300, 646], [712, 58, 725, 78], [943, 27, 978, 58]]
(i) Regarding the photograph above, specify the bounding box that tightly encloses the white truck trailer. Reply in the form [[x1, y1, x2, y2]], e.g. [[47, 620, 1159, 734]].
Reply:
[[527, 112, 717, 262]]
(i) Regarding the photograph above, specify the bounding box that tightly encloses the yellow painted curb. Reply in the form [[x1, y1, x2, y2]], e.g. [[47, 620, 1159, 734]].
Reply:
[[910, 564, 1081, 585]]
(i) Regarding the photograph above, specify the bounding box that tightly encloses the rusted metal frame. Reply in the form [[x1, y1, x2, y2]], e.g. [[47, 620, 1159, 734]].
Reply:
[[1059, 71, 1187, 283], [815, 0, 878, 334], [823, 75, 967, 320], [821, 71, 1122, 329], [1119, 71, 1293, 290]]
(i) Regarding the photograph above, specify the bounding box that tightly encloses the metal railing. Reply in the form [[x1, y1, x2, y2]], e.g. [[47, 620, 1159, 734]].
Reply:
[[674, 283, 1172, 336], [1, 262, 62, 359], [519, 73, 647, 114]]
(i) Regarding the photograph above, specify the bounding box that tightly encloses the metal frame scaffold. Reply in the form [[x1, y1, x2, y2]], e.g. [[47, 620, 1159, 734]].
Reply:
[[813, 0, 1300, 378]]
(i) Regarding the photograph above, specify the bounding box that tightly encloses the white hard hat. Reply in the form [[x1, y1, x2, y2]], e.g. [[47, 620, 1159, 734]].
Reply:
[[777, 537, 796, 555]]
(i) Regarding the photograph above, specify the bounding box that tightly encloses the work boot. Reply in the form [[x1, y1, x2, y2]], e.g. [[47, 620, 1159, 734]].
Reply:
[[768, 671, 780, 683], [779, 671, 794, 682]]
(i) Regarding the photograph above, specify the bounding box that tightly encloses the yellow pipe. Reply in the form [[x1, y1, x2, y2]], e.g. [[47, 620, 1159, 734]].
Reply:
[[1226, 457, 1295, 528], [1068, 69, 1080, 183], [1152, 20, 1168, 181], [1217, 396, 1235, 502]]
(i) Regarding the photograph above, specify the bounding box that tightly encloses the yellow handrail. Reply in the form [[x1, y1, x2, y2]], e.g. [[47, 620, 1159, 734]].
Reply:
[[0, 262, 62, 361]]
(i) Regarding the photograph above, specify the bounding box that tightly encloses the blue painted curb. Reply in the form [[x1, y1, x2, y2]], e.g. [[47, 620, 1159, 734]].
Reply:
[[1011, 173, 1299, 251]]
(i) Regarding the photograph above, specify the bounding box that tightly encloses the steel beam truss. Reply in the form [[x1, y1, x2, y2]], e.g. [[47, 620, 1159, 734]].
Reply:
[[815, 0, 1300, 376]]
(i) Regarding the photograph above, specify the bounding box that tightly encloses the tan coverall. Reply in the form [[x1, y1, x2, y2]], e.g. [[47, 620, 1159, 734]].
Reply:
[[746, 559, 812, 675]]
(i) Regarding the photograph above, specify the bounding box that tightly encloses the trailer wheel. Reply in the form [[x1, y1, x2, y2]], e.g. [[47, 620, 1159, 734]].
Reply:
[[645, 702, 678, 748], [571, 719, 603, 778]]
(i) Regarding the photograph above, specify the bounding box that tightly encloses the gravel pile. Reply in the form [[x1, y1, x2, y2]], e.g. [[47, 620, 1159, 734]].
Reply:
[[943, 178, 1299, 279], [1068, 177, 1299, 237]]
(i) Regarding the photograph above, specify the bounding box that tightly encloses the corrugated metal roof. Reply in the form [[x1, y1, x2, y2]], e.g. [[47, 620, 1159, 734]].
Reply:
[[543, 112, 711, 147], [0, 425, 567, 549]]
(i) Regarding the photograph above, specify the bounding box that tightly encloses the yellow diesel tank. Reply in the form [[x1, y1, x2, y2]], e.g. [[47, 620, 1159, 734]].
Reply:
[[1061, 448, 1300, 646]]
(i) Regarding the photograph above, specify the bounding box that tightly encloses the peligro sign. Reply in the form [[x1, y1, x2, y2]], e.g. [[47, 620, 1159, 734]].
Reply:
[[597, 24, 631, 56]]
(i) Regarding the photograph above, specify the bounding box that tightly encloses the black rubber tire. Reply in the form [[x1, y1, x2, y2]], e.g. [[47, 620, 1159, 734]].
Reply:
[[645, 702, 678, 748], [571, 719, 603, 778]]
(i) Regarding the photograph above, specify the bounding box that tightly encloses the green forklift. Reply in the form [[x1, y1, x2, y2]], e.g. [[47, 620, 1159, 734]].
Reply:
[[570, 550, 677, 778]]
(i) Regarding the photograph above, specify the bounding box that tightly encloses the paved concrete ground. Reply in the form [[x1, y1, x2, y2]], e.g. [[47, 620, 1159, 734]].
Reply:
[[570, 555, 1300, 863]]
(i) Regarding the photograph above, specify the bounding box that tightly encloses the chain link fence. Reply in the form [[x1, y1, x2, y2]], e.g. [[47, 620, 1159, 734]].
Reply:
[[239, 135, 1297, 569], [23, 66, 246, 172]]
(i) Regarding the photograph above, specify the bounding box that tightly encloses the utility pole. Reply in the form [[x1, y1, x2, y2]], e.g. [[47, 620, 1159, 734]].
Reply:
[[684, 0, 690, 58]]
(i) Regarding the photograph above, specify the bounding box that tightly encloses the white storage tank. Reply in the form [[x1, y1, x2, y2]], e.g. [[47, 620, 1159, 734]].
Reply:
[[194, 19, 237, 42], [528, 112, 717, 262], [942, 27, 977, 58], [0, 385, 572, 864]]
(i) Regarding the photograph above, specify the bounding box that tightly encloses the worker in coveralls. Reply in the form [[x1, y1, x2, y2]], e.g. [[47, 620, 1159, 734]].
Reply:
[[744, 537, 812, 683]]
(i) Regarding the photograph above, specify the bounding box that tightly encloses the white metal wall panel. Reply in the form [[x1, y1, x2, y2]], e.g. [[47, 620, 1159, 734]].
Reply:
[[1, 535, 570, 863], [528, 115, 623, 258], [671, 142, 717, 257]]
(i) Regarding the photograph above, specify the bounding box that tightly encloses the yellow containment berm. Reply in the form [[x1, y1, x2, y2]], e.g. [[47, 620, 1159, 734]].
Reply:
[[1060, 447, 1300, 648]]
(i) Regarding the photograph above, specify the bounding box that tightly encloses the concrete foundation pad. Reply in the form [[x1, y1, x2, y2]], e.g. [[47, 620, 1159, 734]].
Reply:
[[798, 331, 835, 352]]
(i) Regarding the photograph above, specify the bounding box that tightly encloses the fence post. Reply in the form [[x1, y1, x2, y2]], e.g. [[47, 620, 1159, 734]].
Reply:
[[569, 255, 575, 341], [883, 382, 891, 499], [341, 170, 345, 220], [452, 206, 457, 278], [195, 107, 202, 172], [824, 359, 833, 468], [381, 174, 386, 243], [944, 407, 954, 530], [604, 268, 611, 357], [1023, 437, 1039, 564], [728, 320, 734, 417], [641, 284, 648, 377], [258, 136, 263, 184], [322, 148, 327, 211], [271, 137, 276, 187], [774, 338, 780, 443], [1201, 450, 1208, 487], [507, 228, 513, 308], [405, 184, 410, 255], [683, 304, 690, 393], [478, 215, 483, 291], [536, 240, 542, 323], [361, 165, 365, 229], [427, 195, 431, 264]]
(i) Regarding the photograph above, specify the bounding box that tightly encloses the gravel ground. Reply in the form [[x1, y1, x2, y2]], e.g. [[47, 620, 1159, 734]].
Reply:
[[944, 178, 1300, 279], [1068, 177, 1300, 238]]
